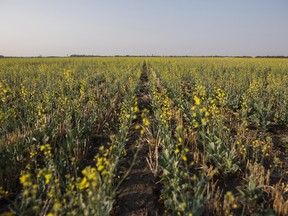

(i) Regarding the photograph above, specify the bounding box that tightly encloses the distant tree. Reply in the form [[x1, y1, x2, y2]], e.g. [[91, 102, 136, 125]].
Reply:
[[255, 56, 288, 58], [0, 55, 4, 58]]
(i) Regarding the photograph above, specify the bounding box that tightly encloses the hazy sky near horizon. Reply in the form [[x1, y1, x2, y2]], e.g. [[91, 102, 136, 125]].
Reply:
[[1, 0, 288, 56]]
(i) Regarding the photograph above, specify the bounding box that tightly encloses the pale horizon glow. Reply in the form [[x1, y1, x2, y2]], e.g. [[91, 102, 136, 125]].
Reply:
[[1, 0, 288, 57]]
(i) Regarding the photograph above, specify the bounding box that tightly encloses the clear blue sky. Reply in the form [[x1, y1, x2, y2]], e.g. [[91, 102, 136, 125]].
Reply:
[[1, 0, 288, 56]]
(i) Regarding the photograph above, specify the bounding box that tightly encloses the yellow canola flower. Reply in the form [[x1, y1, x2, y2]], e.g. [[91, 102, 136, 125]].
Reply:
[[78, 177, 89, 190], [45, 173, 52, 184], [97, 165, 104, 172], [29, 151, 37, 158], [191, 106, 196, 111], [194, 95, 201, 105], [134, 106, 139, 113], [20, 173, 32, 187], [201, 118, 208, 126], [82, 167, 97, 180], [40, 143, 51, 152], [142, 117, 150, 126], [182, 155, 187, 161]]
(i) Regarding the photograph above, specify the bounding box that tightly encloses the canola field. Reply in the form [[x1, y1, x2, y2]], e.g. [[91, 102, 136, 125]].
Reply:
[[0, 57, 287, 215]]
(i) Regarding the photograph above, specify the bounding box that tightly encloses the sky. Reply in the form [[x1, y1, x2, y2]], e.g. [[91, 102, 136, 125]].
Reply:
[[1, 0, 288, 56]]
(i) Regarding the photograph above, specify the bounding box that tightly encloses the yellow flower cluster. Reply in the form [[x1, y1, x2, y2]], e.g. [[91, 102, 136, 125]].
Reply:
[[247, 79, 261, 97], [152, 87, 174, 128], [79, 80, 87, 99], [19, 83, 29, 103], [190, 96, 210, 128], [142, 117, 150, 126], [251, 138, 271, 156], [215, 88, 227, 107], [29, 150, 37, 158], [19, 173, 32, 187], [193, 95, 201, 106], [174, 125, 189, 162], [40, 143, 52, 157], [78, 166, 98, 190], [120, 97, 139, 123], [19, 172, 38, 198], [96, 145, 110, 175], [141, 108, 151, 131], [0, 81, 10, 103], [195, 85, 206, 98], [36, 168, 55, 186], [45, 173, 53, 184], [160, 98, 173, 126]]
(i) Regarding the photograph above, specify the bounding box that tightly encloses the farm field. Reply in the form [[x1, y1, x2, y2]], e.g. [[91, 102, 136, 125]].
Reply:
[[0, 57, 287, 215]]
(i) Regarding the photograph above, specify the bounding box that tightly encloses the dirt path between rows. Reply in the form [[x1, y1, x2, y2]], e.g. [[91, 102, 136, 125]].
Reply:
[[112, 63, 162, 216]]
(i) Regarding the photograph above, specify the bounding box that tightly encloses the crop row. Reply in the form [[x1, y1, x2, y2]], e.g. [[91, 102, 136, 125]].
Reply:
[[147, 58, 288, 215]]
